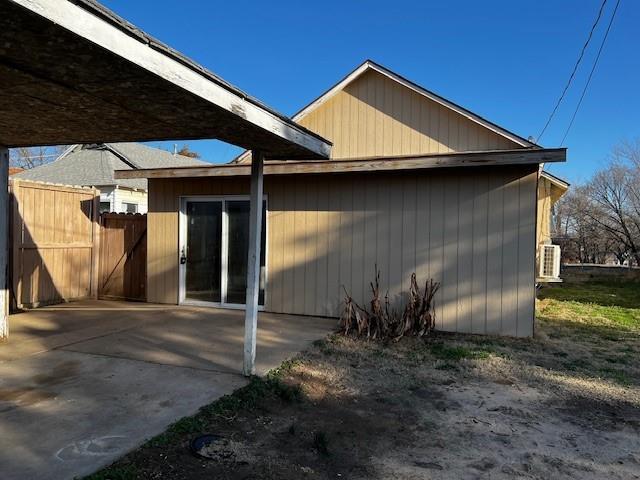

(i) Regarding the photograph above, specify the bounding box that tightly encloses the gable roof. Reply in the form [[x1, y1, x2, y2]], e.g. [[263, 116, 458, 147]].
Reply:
[[15, 142, 208, 190], [540, 170, 570, 190], [234, 60, 538, 163], [296, 60, 538, 148], [540, 170, 569, 205]]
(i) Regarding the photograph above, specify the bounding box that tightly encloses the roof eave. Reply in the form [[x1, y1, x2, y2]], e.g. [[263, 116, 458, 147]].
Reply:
[[118, 148, 565, 180]]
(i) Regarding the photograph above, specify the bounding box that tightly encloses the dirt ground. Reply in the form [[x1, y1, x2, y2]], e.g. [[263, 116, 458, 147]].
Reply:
[[89, 282, 640, 480]]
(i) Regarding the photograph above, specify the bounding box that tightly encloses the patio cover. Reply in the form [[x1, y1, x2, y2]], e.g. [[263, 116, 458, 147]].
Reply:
[[0, 0, 330, 159], [0, 0, 331, 374]]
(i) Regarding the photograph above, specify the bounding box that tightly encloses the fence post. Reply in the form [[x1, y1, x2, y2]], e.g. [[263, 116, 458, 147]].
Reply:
[[91, 189, 101, 299], [9, 179, 22, 312]]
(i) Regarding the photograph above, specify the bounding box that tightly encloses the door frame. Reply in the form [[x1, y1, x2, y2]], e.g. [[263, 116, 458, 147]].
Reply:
[[178, 195, 268, 310]]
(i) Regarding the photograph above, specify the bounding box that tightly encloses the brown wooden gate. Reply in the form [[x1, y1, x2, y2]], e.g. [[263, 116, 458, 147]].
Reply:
[[98, 213, 147, 301]]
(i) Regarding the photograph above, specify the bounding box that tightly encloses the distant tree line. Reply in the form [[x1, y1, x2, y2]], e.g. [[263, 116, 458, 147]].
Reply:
[[553, 138, 640, 266]]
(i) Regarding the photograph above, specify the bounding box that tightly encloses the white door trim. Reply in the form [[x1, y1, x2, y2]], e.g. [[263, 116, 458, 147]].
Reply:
[[178, 195, 268, 310]]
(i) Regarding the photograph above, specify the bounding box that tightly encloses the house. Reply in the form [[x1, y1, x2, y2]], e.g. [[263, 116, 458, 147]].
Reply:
[[537, 170, 569, 281], [15, 143, 208, 213], [117, 60, 568, 337]]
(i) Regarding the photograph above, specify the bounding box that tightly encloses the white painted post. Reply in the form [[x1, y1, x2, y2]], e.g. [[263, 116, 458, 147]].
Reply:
[[243, 150, 264, 376], [0, 146, 9, 339]]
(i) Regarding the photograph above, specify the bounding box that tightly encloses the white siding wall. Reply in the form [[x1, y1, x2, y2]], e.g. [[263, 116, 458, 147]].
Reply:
[[107, 186, 148, 213]]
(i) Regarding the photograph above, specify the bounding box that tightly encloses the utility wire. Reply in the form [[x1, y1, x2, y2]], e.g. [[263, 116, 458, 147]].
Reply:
[[536, 0, 609, 143], [560, 0, 621, 145]]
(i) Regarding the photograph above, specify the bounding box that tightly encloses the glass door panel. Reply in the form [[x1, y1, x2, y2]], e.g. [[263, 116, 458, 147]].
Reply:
[[225, 200, 266, 305], [185, 201, 222, 302]]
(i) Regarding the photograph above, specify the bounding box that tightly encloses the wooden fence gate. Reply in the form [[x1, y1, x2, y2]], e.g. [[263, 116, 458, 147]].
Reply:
[[10, 179, 100, 309], [98, 213, 147, 301]]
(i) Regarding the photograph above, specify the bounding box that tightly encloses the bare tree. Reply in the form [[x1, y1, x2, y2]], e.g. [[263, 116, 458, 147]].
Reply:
[[552, 139, 640, 266], [613, 138, 640, 169], [176, 144, 201, 159], [9, 145, 67, 170], [557, 187, 617, 263], [587, 166, 640, 264]]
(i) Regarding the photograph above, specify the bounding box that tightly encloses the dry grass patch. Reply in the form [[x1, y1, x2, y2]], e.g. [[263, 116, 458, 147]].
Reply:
[[87, 280, 640, 479]]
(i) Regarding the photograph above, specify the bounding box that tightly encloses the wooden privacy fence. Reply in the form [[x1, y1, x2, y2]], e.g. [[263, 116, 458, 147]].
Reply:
[[98, 213, 147, 301], [10, 179, 100, 309]]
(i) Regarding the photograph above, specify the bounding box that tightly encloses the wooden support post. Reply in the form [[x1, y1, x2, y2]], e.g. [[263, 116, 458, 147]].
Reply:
[[243, 150, 264, 376], [0, 146, 9, 339]]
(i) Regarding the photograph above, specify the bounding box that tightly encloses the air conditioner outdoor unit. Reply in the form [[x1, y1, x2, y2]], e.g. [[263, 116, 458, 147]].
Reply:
[[539, 244, 561, 279]]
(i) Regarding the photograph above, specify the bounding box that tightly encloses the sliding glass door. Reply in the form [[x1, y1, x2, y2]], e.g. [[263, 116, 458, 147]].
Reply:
[[184, 201, 222, 303], [180, 197, 266, 308]]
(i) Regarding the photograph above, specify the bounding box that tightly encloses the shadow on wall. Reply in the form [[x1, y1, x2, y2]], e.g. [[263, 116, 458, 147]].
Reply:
[[147, 165, 537, 337]]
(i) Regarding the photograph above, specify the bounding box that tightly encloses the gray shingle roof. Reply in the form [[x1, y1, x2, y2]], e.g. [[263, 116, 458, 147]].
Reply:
[[15, 143, 209, 190]]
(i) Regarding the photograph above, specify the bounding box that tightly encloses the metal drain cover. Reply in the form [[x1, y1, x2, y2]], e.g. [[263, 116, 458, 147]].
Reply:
[[190, 434, 252, 463]]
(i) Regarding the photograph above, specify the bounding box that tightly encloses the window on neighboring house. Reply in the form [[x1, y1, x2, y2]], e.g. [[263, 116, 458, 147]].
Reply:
[[99, 201, 111, 213], [124, 202, 138, 214]]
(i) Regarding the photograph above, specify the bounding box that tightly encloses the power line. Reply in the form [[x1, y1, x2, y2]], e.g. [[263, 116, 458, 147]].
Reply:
[[536, 0, 609, 143], [560, 0, 621, 145]]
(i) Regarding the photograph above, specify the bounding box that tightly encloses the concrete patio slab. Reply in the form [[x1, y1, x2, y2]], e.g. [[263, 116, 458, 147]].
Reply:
[[0, 300, 335, 480]]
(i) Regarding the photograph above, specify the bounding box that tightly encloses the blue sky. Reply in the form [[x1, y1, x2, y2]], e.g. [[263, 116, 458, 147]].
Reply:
[[101, 0, 638, 184]]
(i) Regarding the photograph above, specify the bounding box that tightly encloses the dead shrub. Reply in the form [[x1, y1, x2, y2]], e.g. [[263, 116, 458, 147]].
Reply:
[[338, 266, 440, 341]]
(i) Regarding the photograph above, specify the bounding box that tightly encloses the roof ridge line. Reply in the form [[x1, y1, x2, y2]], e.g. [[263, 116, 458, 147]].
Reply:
[[104, 143, 140, 169]]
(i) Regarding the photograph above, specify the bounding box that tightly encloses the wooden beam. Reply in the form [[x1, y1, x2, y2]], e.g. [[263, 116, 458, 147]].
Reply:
[[243, 150, 264, 376], [115, 148, 567, 180], [0, 146, 8, 339], [6, 0, 331, 159]]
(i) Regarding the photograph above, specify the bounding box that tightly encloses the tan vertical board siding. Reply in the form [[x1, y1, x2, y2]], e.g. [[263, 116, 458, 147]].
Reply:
[[388, 175, 404, 305], [517, 173, 537, 336], [428, 179, 445, 329], [486, 172, 505, 334], [282, 178, 294, 313], [471, 174, 489, 334], [351, 178, 366, 305], [456, 175, 474, 333], [304, 179, 318, 315], [338, 177, 353, 303], [536, 178, 552, 246], [146, 166, 538, 336], [441, 174, 459, 331], [315, 178, 329, 316], [296, 70, 521, 160], [363, 177, 378, 305], [500, 172, 521, 336], [401, 177, 417, 298]]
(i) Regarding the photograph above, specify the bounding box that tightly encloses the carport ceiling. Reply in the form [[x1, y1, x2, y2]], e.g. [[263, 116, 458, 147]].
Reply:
[[0, 0, 331, 160]]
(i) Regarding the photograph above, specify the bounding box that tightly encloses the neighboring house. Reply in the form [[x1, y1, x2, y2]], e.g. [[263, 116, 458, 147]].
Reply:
[[8, 167, 24, 176], [118, 60, 568, 337], [536, 170, 569, 281], [14, 143, 208, 213]]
